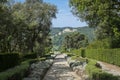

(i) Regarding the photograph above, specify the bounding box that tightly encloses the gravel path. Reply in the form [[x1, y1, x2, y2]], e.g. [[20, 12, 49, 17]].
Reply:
[[98, 61, 120, 76], [43, 54, 81, 80]]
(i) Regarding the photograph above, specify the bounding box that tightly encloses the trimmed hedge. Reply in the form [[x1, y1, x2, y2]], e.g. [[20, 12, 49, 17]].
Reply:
[[71, 48, 120, 66], [92, 72, 120, 80], [0, 58, 40, 80], [71, 49, 80, 56], [85, 49, 120, 66], [0, 53, 21, 72], [81, 49, 86, 58], [23, 53, 37, 60]]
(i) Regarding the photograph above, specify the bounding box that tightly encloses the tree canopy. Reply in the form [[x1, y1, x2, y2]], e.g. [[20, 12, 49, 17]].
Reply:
[[69, 0, 120, 48], [62, 32, 88, 51], [0, 0, 57, 55]]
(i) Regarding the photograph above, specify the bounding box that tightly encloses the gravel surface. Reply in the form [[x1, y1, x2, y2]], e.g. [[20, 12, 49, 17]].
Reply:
[[43, 54, 81, 80], [98, 61, 120, 76]]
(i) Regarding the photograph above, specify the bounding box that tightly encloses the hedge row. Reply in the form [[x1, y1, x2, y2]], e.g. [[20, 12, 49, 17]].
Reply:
[[92, 72, 120, 80], [85, 49, 120, 67], [0, 52, 50, 72], [0, 58, 39, 80], [70, 48, 120, 67], [0, 53, 21, 72], [23, 53, 37, 60]]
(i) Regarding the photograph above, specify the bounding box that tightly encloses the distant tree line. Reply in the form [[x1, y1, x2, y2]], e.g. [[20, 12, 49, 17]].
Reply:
[[62, 32, 88, 51]]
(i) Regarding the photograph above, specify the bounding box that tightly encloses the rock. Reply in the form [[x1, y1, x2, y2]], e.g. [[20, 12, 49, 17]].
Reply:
[[95, 62, 102, 68], [23, 60, 53, 80], [67, 57, 88, 80]]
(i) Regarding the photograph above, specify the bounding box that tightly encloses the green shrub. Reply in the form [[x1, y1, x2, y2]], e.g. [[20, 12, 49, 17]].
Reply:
[[38, 57, 46, 61], [85, 49, 120, 66], [85, 59, 101, 79], [0, 62, 29, 80], [92, 72, 120, 80], [0, 53, 21, 72], [71, 49, 80, 56], [81, 48, 86, 58], [85, 59, 120, 80], [23, 53, 37, 60], [0, 58, 40, 80], [70, 48, 120, 66], [67, 53, 75, 57], [87, 39, 110, 49]]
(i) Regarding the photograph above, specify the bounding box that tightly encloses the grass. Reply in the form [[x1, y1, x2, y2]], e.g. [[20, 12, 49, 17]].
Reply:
[[85, 59, 102, 79], [85, 59, 120, 80], [71, 56, 87, 62], [69, 49, 120, 80]]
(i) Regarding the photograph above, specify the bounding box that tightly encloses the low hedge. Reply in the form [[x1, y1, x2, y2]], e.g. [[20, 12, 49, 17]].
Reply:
[[85, 59, 120, 80], [0, 53, 21, 72], [71, 48, 120, 66], [92, 72, 120, 80], [0, 62, 29, 80], [0, 58, 40, 80], [85, 49, 120, 66], [23, 53, 37, 60]]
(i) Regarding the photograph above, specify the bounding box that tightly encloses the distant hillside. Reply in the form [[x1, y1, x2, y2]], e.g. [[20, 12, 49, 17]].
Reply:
[[75, 27, 95, 42], [50, 27, 95, 49]]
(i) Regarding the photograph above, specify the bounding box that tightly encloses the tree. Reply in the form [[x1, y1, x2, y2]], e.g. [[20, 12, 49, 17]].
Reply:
[[63, 32, 88, 50], [0, 0, 57, 55], [69, 0, 120, 48]]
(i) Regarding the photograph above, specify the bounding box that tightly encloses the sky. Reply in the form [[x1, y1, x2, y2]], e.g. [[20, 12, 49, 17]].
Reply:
[[17, 0, 87, 27]]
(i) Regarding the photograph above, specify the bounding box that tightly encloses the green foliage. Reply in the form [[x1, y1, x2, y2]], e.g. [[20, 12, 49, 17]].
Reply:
[[66, 52, 75, 57], [0, 63, 29, 80], [51, 27, 95, 50], [0, 0, 57, 55], [85, 59, 101, 79], [77, 27, 95, 42], [87, 38, 111, 49], [81, 48, 86, 58], [70, 48, 86, 58], [0, 53, 21, 72], [63, 32, 88, 50], [86, 59, 120, 80], [69, 0, 120, 48], [92, 72, 120, 80], [50, 27, 63, 35], [110, 27, 120, 48], [70, 49, 80, 56], [85, 49, 120, 66], [23, 53, 37, 60], [0, 58, 43, 80]]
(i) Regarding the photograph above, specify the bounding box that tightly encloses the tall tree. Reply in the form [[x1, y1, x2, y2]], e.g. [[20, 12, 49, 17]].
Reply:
[[0, 0, 57, 54], [69, 0, 120, 48]]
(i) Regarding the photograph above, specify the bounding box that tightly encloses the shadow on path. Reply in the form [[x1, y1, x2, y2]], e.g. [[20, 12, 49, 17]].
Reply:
[[43, 54, 81, 80]]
